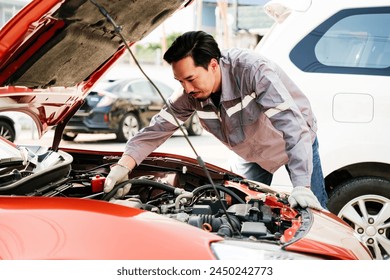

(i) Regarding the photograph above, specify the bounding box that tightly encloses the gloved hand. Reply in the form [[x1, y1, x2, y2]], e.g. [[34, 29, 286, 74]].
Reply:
[[104, 163, 132, 198], [288, 186, 323, 210]]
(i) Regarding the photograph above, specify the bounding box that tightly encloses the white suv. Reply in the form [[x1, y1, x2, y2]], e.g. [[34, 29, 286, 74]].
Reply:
[[255, 0, 390, 259]]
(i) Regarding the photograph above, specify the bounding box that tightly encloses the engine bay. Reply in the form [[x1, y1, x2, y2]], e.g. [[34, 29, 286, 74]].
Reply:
[[0, 142, 301, 244]]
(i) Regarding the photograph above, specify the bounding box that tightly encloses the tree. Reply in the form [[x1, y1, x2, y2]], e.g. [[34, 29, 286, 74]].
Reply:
[[166, 32, 182, 49]]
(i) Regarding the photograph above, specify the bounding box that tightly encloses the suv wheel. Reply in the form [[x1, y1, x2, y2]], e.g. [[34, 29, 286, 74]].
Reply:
[[116, 112, 140, 142], [185, 113, 203, 136], [328, 177, 390, 260], [0, 120, 16, 142]]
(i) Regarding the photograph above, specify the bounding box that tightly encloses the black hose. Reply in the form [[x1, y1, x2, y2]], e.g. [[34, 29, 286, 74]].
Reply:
[[101, 178, 177, 201], [192, 184, 245, 204]]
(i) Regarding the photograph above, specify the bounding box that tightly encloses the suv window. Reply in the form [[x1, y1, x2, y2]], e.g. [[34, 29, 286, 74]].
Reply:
[[316, 13, 390, 69], [290, 7, 390, 76]]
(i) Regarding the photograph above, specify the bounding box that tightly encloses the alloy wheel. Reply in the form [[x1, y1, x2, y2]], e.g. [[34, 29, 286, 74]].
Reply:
[[337, 194, 390, 260]]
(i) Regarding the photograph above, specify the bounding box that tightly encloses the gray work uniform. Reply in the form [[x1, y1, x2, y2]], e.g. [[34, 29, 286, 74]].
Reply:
[[124, 48, 318, 187]]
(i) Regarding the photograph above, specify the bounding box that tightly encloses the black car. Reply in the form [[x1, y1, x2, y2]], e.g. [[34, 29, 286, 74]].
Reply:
[[63, 78, 203, 142]]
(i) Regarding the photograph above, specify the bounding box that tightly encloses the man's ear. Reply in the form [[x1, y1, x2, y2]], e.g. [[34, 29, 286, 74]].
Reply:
[[210, 58, 219, 70]]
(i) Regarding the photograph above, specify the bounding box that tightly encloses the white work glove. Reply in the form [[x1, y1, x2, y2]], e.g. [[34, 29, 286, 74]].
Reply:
[[288, 186, 323, 210], [104, 164, 132, 198]]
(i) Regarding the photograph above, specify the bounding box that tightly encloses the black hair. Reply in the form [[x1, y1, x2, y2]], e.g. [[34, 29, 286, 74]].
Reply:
[[163, 31, 221, 70]]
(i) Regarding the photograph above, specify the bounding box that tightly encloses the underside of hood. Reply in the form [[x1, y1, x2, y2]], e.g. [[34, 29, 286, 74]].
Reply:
[[0, 0, 188, 88], [0, 0, 191, 143]]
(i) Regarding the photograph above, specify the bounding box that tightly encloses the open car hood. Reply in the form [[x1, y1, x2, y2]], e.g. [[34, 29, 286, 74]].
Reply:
[[0, 0, 191, 147]]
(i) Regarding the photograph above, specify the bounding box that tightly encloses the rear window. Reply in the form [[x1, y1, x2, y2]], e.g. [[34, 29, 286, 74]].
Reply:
[[290, 7, 390, 76], [315, 13, 390, 69]]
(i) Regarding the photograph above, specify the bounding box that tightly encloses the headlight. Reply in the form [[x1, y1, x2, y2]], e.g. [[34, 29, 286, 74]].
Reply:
[[211, 240, 324, 260]]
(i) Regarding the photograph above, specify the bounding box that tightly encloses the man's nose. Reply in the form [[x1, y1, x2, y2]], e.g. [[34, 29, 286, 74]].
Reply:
[[182, 81, 194, 93]]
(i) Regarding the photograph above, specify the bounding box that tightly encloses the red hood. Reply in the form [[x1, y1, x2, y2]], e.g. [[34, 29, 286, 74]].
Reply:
[[0, 0, 191, 139], [0, 196, 220, 260]]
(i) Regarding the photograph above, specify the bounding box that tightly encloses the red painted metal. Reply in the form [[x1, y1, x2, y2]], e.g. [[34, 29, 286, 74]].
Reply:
[[0, 196, 221, 260]]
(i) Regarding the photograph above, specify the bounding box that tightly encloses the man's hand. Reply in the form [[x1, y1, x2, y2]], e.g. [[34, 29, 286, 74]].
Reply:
[[104, 164, 131, 198], [288, 186, 323, 210]]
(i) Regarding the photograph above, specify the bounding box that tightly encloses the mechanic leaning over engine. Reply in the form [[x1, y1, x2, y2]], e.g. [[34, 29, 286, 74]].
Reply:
[[104, 31, 328, 210]]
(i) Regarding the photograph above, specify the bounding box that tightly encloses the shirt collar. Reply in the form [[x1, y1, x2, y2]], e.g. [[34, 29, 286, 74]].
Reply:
[[219, 50, 242, 102]]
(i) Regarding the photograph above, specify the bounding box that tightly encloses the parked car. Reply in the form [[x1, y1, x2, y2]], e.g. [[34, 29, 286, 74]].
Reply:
[[0, 112, 34, 142], [0, 0, 372, 260], [255, 0, 390, 259], [62, 78, 203, 142], [0, 113, 17, 142]]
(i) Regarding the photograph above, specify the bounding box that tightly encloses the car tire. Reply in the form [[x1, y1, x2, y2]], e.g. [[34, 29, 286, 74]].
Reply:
[[328, 177, 390, 260], [62, 132, 78, 141], [0, 120, 16, 142], [185, 113, 203, 136], [116, 112, 140, 142]]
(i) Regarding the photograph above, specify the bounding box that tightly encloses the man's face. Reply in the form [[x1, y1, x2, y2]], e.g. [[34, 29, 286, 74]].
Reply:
[[172, 56, 218, 101]]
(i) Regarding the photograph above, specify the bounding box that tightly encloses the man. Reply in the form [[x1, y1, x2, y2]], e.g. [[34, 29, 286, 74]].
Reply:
[[104, 31, 328, 210]]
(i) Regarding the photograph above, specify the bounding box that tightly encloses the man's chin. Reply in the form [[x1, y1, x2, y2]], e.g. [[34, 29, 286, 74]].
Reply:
[[193, 93, 209, 101], [190, 91, 210, 101]]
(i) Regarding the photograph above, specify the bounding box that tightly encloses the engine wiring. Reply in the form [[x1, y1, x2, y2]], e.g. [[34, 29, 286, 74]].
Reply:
[[88, 0, 241, 236]]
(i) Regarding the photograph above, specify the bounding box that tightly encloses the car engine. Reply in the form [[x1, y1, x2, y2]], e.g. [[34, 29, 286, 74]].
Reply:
[[0, 143, 298, 242]]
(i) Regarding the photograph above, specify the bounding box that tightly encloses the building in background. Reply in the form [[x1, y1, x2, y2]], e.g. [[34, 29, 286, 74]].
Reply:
[[144, 0, 273, 51], [198, 0, 273, 49], [143, 0, 273, 64]]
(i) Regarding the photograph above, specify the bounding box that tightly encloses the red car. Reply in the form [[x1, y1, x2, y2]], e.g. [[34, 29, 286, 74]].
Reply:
[[0, 0, 372, 260]]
